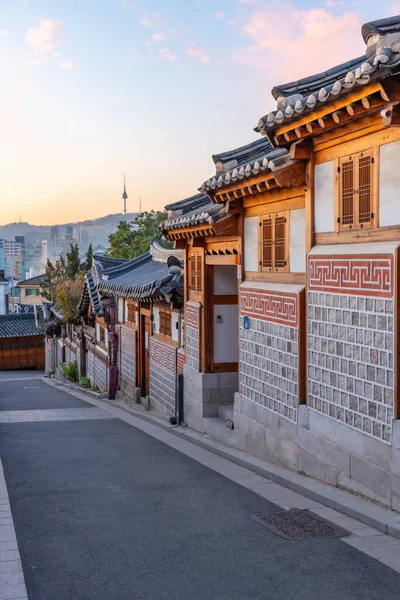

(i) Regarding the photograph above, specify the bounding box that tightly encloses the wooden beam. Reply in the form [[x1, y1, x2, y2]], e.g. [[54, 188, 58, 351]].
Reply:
[[290, 141, 312, 160], [205, 255, 238, 265], [346, 102, 365, 116], [382, 105, 400, 128], [273, 161, 306, 188], [332, 110, 345, 124], [305, 155, 315, 253]]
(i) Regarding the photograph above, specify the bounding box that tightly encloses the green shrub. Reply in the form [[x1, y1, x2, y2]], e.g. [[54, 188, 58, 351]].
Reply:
[[60, 360, 79, 382]]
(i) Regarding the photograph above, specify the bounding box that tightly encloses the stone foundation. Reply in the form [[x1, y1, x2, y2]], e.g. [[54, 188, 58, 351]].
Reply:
[[235, 393, 400, 511], [183, 364, 238, 432]]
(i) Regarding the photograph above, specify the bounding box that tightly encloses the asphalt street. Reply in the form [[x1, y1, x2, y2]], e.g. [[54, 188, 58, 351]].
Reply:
[[1, 374, 400, 600]]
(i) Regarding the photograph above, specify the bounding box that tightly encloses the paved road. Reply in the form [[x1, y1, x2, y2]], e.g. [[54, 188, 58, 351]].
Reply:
[[1, 374, 400, 599]]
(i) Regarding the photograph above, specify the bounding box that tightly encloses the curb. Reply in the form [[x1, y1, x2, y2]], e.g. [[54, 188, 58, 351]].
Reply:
[[43, 376, 400, 539]]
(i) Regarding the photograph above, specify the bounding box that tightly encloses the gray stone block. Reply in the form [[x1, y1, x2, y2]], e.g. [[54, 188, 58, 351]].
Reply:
[[234, 411, 250, 436], [218, 372, 238, 389], [297, 426, 350, 474], [350, 454, 391, 499], [298, 449, 337, 486]]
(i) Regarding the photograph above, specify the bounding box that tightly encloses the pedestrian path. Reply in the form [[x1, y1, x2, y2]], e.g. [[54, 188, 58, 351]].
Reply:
[[1, 372, 400, 600]]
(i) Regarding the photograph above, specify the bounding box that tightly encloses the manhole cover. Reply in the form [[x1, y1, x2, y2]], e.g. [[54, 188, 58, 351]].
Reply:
[[251, 509, 350, 540]]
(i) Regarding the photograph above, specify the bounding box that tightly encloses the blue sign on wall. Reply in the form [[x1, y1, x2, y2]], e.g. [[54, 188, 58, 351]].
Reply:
[[243, 316, 250, 330]]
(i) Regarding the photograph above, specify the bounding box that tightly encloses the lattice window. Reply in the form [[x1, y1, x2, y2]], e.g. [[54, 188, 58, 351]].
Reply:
[[126, 302, 136, 324], [338, 150, 375, 231], [260, 212, 288, 272], [99, 327, 106, 345], [189, 253, 202, 295], [159, 310, 172, 338]]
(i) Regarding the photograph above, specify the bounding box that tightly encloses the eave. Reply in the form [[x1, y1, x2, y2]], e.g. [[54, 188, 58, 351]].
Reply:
[[263, 82, 391, 147]]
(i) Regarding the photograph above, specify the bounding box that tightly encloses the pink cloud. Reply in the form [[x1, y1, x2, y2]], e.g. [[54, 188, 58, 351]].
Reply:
[[25, 19, 66, 52], [187, 46, 211, 63], [158, 48, 177, 61], [237, 6, 364, 84]]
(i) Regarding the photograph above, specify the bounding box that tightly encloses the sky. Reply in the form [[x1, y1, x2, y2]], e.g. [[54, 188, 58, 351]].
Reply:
[[0, 0, 398, 226]]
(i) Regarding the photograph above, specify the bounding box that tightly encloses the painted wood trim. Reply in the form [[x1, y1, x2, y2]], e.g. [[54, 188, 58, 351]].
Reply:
[[305, 156, 314, 254], [205, 255, 238, 265], [213, 362, 238, 373], [245, 196, 305, 218], [213, 295, 238, 305], [244, 271, 306, 285], [298, 288, 306, 406]]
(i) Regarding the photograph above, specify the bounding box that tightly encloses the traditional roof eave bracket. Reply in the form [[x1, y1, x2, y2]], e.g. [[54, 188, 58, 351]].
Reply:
[[164, 224, 215, 241], [381, 102, 400, 127], [270, 82, 390, 147], [289, 140, 312, 160]]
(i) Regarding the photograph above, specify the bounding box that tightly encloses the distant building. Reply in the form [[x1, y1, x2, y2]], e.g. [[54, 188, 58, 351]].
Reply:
[[17, 274, 45, 307]]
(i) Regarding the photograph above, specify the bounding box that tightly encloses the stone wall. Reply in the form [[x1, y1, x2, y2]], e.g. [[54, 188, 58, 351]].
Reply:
[[45, 337, 54, 375], [118, 325, 136, 396], [308, 246, 395, 443], [186, 302, 200, 371], [87, 346, 95, 387], [149, 337, 177, 415]]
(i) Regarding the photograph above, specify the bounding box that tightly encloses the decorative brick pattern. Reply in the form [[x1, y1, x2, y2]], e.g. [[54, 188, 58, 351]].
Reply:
[[177, 349, 185, 374], [119, 325, 136, 388], [87, 347, 95, 387], [150, 337, 175, 372], [150, 338, 176, 415], [308, 291, 394, 443], [239, 317, 299, 423], [186, 305, 199, 329], [186, 326, 199, 371], [240, 287, 298, 326], [309, 255, 393, 297]]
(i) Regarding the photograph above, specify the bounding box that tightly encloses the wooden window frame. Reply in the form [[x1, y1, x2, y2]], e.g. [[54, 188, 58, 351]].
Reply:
[[258, 211, 289, 273], [126, 302, 136, 325], [335, 148, 379, 233], [159, 309, 172, 338], [188, 251, 203, 298]]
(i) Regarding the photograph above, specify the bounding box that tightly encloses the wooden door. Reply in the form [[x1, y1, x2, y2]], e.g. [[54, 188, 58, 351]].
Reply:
[[142, 315, 151, 396]]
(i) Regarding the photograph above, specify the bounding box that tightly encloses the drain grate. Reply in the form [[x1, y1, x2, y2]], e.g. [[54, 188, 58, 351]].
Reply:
[[251, 509, 350, 541]]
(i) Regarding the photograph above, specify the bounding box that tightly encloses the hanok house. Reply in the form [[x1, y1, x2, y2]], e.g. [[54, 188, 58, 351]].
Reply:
[[95, 240, 184, 416], [161, 139, 306, 443], [248, 13, 400, 510], [0, 313, 44, 370]]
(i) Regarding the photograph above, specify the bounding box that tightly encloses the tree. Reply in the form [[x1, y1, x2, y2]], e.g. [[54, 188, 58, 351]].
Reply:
[[81, 243, 93, 272], [40, 259, 65, 303], [107, 221, 136, 259], [107, 211, 172, 259], [56, 275, 84, 323], [65, 244, 81, 280]]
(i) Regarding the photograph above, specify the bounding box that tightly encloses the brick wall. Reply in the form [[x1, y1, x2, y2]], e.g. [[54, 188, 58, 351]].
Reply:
[[239, 284, 304, 424], [177, 348, 185, 374], [87, 347, 95, 386], [308, 251, 395, 444], [119, 325, 136, 389], [186, 302, 200, 371], [149, 337, 177, 415]]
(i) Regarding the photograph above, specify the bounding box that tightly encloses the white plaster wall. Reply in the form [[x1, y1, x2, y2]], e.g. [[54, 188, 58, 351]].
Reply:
[[380, 141, 400, 227], [289, 208, 306, 273], [213, 304, 239, 363], [153, 307, 160, 334], [118, 298, 124, 323], [244, 217, 259, 272], [315, 161, 335, 233], [214, 265, 238, 294], [172, 312, 179, 343]]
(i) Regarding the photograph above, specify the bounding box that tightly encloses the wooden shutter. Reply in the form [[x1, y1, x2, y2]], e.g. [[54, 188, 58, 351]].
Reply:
[[196, 254, 202, 293], [160, 310, 166, 335], [189, 256, 196, 292], [261, 216, 273, 270], [164, 312, 172, 337], [274, 214, 286, 270], [357, 150, 373, 227], [339, 155, 355, 228]]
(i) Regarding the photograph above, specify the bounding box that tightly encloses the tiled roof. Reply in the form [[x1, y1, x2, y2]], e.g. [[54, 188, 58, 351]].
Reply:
[[17, 274, 45, 286], [256, 15, 400, 133], [200, 138, 290, 192], [0, 314, 43, 338], [161, 193, 229, 232], [97, 240, 184, 302]]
